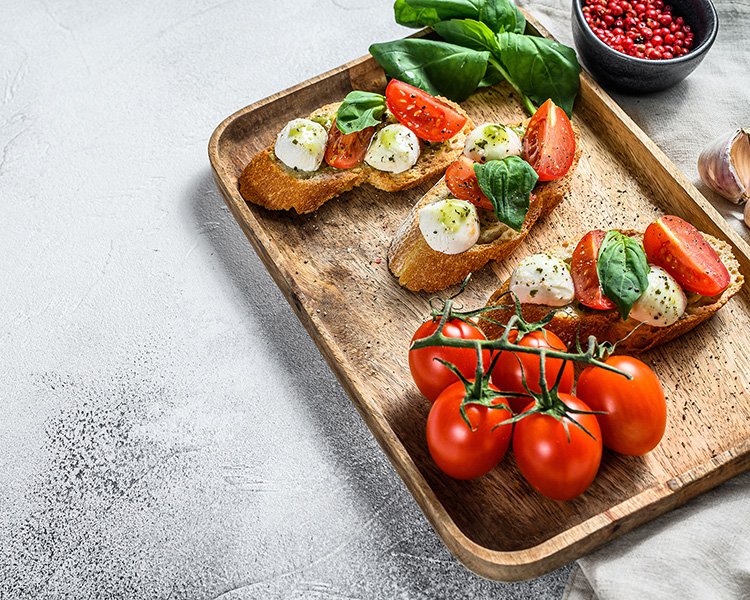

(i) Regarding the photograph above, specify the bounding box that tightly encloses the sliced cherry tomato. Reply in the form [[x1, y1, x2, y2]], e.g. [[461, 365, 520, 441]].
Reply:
[[426, 380, 512, 480], [445, 155, 493, 210], [513, 394, 602, 501], [571, 230, 616, 310], [490, 329, 574, 413], [643, 215, 730, 296], [409, 318, 491, 403], [576, 355, 666, 456], [384, 79, 467, 143], [324, 117, 375, 169], [522, 99, 576, 182]]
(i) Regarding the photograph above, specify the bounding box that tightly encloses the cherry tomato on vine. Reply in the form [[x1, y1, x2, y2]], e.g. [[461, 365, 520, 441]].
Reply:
[[324, 118, 375, 169], [643, 215, 730, 296], [513, 394, 602, 501], [385, 79, 467, 142], [490, 329, 574, 413], [570, 229, 616, 310], [522, 99, 576, 182], [426, 380, 512, 480], [576, 355, 667, 456], [445, 155, 493, 210], [409, 318, 491, 403]]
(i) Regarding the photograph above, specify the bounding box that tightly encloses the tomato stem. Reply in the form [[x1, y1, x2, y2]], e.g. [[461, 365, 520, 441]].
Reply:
[[413, 285, 639, 432]]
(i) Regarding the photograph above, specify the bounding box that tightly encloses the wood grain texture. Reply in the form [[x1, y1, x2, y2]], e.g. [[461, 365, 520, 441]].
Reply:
[[208, 14, 750, 581]]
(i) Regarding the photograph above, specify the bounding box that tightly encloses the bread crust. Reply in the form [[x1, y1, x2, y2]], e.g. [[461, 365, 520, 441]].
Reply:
[[238, 99, 473, 214], [387, 125, 582, 293], [480, 230, 744, 353]]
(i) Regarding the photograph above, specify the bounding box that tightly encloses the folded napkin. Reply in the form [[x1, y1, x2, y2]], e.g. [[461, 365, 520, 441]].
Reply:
[[514, 0, 750, 597]]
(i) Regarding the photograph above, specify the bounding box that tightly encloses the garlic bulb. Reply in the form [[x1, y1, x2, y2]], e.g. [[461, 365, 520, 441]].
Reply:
[[698, 128, 750, 204]]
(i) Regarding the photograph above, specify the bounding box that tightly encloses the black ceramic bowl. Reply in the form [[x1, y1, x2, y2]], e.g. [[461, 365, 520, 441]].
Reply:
[[572, 0, 718, 93]]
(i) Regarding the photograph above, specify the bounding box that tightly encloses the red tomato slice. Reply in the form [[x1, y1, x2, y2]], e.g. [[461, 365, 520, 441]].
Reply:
[[324, 118, 375, 169], [571, 230, 616, 310], [384, 79, 467, 143], [522, 99, 576, 182], [445, 155, 493, 210], [643, 215, 730, 296]]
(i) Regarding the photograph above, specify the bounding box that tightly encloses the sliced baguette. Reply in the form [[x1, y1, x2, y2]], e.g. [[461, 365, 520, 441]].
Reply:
[[387, 125, 582, 293], [238, 100, 473, 214], [480, 229, 744, 353]]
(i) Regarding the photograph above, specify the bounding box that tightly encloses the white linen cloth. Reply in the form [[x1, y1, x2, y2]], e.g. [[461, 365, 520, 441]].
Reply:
[[514, 0, 750, 597]]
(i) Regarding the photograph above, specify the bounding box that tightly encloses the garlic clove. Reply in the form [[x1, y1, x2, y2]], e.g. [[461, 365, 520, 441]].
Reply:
[[698, 128, 750, 204], [745, 196, 750, 229]]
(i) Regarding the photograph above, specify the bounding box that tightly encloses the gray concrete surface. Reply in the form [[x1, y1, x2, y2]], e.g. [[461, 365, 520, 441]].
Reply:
[[0, 1, 573, 597]]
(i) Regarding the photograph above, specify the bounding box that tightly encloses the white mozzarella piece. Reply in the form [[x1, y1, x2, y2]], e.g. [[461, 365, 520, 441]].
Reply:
[[463, 123, 523, 163], [365, 124, 420, 173], [274, 118, 328, 172], [630, 265, 687, 327], [509, 254, 575, 306], [418, 199, 480, 255]]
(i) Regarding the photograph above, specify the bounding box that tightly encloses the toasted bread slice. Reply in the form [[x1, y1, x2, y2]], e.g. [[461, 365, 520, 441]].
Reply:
[[480, 230, 744, 353], [238, 100, 473, 214], [387, 181, 544, 293], [387, 125, 581, 293]]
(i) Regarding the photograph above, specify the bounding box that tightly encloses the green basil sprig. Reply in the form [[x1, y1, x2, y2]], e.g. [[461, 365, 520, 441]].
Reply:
[[496, 32, 581, 117], [335, 91, 388, 135], [369, 39, 491, 103], [394, 0, 444, 27], [432, 18, 501, 53], [473, 156, 538, 231], [597, 231, 650, 320], [373, 0, 579, 116], [397, 0, 525, 34]]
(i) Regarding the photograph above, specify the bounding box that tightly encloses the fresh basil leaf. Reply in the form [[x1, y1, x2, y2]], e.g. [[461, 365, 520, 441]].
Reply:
[[394, 0, 442, 28], [496, 32, 581, 116], [478, 60, 504, 87], [335, 91, 387, 135], [433, 19, 500, 53], [597, 231, 650, 320], [369, 39, 490, 102], [473, 156, 538, 231], [512, 4, 526, 33], [405, 0, 519, 33]]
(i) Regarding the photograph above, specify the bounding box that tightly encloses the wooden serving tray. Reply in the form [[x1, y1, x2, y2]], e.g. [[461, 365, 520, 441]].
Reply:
[[209, 16, 750, 581]]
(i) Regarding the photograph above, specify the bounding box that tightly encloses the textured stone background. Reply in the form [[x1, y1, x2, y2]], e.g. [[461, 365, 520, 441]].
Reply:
[[1, 1, 572, 597]]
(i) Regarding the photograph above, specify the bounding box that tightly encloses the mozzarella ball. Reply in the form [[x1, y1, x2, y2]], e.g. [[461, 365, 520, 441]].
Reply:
[[365, 124, 420, 173], [630, 265, 687, 327], [274, 118, 328, 171], [463, 123, 523, 163], [418, 199, 480, 255], [509, 254, 575, 306]]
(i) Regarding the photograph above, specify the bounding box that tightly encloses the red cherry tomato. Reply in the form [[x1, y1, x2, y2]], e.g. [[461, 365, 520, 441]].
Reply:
[[570, 229, 616, 310], [426, 380, 512, 479], [324, 118, 375, 169], [384, 79, 467, 143], [576, 355, 666, 456], [490, 330, 574, 413], [445, 155, 493, 210], [513, 394, 602, 501], [409, 318, 491, 403], [522, 99, 576, 182], [643, 215, 730, 296]]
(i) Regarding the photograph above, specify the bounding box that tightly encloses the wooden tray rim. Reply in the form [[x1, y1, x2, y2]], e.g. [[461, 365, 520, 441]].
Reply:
[[208, 14, 750, 581]]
